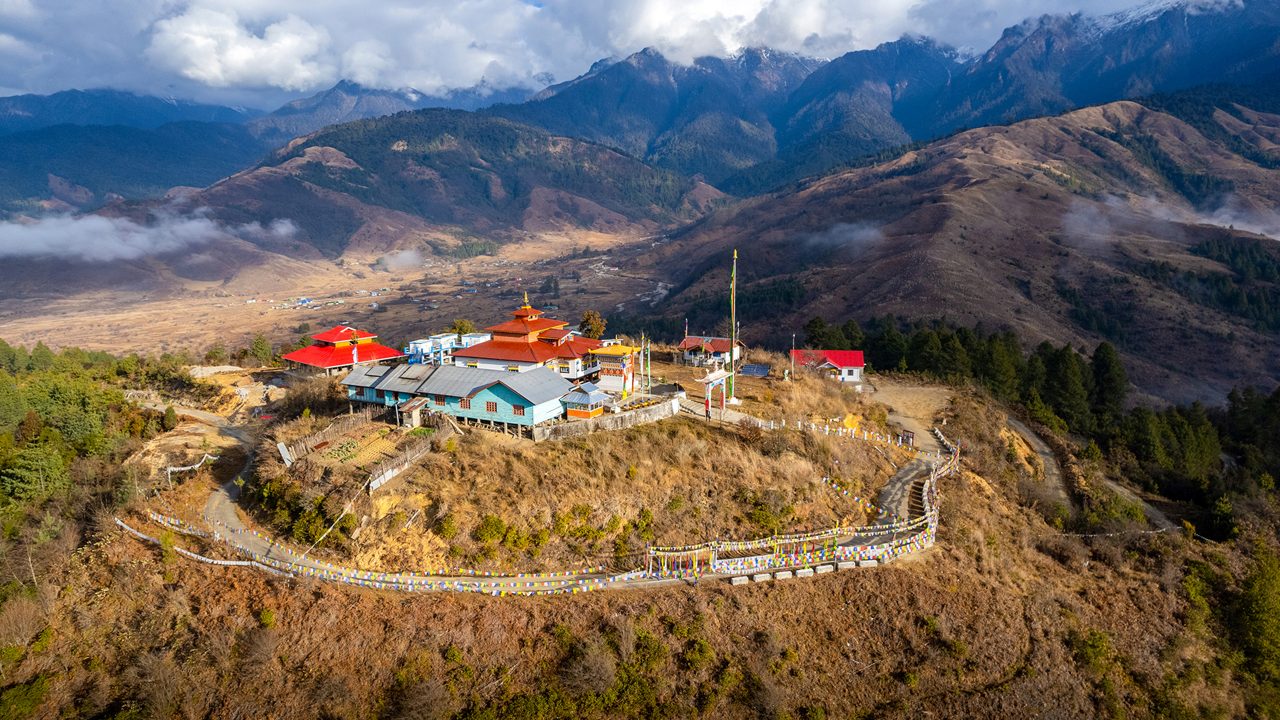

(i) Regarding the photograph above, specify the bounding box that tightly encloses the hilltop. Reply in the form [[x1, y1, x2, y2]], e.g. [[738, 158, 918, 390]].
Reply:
[[0, 345, 1275, 718]]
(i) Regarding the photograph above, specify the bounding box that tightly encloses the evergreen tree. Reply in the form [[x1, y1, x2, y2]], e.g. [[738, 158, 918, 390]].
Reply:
[[163, 405, 179, 432], [249, 334, 274, 366], [802, 317, 830, 348], [0, 339, 16, 374], [871, 317, 907, 371], [1044, 346, 1092, 433], [939, 335, 972, 379], [907, 330, 944, 375], [1020, 354, 1047, 402], [0, 440, 68, 499], [1236, 549, 1280, 683], [29, 342, 55, 371], [0, 370, 22, 429], [840, 319, 865, 348], [1090, 341, 1128, 426], [984, 337, 1021, 400], [578, 310, 607, 339]]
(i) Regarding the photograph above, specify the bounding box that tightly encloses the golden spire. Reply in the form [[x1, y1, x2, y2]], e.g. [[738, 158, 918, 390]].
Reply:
[[522, 290, 530, 308]]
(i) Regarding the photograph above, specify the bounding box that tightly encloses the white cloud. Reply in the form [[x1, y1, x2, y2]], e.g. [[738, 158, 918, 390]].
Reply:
[[0, 0, 1166, 106], [147, 8, 334, 90], [0, 211, 297, 262]]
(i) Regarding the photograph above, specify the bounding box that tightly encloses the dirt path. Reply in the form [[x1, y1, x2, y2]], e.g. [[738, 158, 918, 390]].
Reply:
[[1102, 478, 1177, 530], [865, 378, 951, 455], [1004, 416, 1072, 512], [1003, 415, 1175, 530]]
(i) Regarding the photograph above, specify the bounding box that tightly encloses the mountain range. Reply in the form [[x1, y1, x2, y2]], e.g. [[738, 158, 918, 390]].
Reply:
[[2, 0, 1280, 401], [0, 81, 535, 214]]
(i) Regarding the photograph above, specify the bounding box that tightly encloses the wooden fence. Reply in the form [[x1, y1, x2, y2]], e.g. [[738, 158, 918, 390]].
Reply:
[[367, 437, 434, 493], [278, 408, 383, 466]]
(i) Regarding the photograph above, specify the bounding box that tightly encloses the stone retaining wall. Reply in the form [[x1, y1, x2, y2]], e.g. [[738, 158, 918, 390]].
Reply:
[[532, 398, 680, 442]]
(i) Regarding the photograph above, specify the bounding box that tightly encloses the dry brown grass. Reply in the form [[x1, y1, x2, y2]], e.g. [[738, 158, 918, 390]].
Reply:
[[0, 388, 1257, 719], [344, 416, 900, 573]]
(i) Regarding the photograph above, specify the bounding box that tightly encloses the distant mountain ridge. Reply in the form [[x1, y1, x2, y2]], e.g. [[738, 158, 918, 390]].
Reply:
[[490, 47, 825, 183], [247, 80, 535, 144], [0, 89, 257, 135], [491, 0, 1280, 192]]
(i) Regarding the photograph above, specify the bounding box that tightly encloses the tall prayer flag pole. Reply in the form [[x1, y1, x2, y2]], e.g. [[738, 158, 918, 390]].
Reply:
[[728, 249, 738, 400]]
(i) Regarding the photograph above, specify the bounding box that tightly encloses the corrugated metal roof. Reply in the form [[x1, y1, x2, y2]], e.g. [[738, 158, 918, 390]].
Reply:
[[340, 364, 391, 388], [418, 365, 571, 405], [564, 382, 610, 405], [377, 363, 438, 394]]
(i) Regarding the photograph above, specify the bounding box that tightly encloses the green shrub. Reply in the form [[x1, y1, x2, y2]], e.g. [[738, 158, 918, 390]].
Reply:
[[0, 674, 48, 720], [1068, 628, 1113, 677], [472, 515, 507, 544], [680, 638, 716, 671], [436, 513, 458, 540], [258, 608, 276, 629]]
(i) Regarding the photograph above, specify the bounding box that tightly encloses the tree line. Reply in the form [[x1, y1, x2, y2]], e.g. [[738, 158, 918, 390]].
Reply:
[[803, 315, 1278, 536]]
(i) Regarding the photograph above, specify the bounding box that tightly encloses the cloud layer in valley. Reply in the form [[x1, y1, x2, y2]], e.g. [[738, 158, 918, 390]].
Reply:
[[1061, 193, 1280, 247], [0, 211, 296, 263], [0, 0, 1162, 107]]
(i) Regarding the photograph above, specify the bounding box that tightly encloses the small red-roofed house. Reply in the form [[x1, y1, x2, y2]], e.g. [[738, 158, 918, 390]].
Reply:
[[678, 335, 743, 367], [282, 325, 404, 376], [790, 349, 865, 388]]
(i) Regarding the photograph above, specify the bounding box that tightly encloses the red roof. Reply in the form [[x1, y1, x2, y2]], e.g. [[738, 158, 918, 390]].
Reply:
[[552, 336, 603, 359], [512, 305, 544, 319], [486, 317, 566, 336], [453, 339, 562, 364], [679, 336, 739, 353], [311, 325, 376, 343], [790, 349, 865, 369], [282, 342, 403, 369], [541, 328, 572, 342]]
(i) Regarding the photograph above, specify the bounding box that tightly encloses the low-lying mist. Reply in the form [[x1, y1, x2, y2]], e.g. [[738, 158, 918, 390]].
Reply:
[[0, 209, 297, 263]]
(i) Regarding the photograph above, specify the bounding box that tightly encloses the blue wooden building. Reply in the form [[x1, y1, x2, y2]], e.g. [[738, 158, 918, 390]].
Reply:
[[341, 363, 571, 430]]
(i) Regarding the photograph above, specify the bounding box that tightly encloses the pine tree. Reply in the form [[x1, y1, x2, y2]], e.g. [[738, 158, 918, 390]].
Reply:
[[0, 371, 22, 428], [1044, 346, 1092, 433], [1237, 548, 1280, 683], [162, 405, 179, 432], [984, 338, 1020, 400], [249, 334, 274, 366], [802, 317, 830, 348], [841, 319, 865, 348], [939, 335, 972, 379], [29, 342, 55, 371], [0, 441, 68, 499], [1020, 354, 1047, 402], [1090, 342, 1128, 422], [907, 330, 944, 375], [0, 339, 16, 374], [875, 319, 908, 371]]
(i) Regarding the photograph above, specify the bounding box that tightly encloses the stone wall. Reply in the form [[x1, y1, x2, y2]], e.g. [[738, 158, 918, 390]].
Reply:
[[532, 398, 680, 442]]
